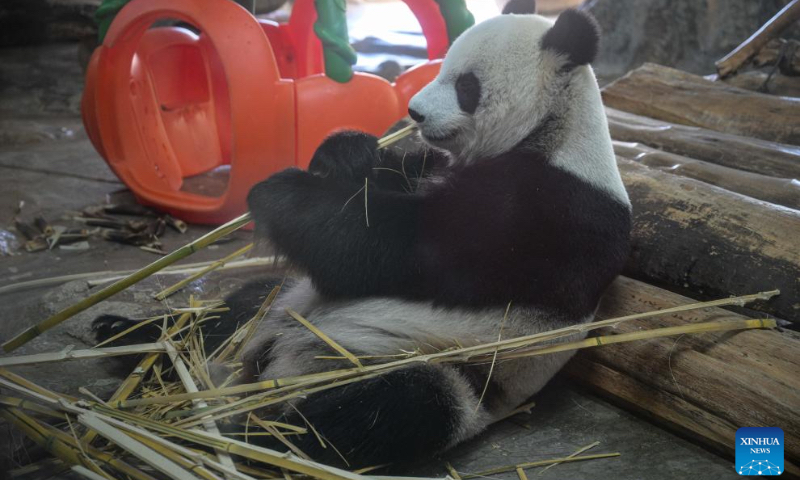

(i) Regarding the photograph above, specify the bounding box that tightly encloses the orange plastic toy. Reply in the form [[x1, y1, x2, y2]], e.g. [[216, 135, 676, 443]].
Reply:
[[82, 0, 467, 224]]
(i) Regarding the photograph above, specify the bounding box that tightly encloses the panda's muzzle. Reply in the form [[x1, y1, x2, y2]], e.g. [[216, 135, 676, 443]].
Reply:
[[422, 128, 459, 143]]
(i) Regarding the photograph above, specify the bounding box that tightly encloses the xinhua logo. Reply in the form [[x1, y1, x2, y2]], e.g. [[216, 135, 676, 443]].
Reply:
[[736, 427, 784, 476]]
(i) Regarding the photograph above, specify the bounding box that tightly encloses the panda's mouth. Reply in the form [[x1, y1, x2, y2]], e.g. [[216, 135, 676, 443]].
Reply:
[[422, 128, 459, 143]]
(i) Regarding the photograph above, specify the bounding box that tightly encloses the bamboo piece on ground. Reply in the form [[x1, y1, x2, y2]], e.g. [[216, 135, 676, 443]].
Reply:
[[564, 276, 800, 478], [0, 343, 166, 367], [2, 212, 252, 352], [4, 125, 417, 353], [0, 408, 157, 480], [0, 409, 114, 480], [613, 140, 800, 210], [164, 341, 238, 473], [605, 108, 800, 180], [618, 157, 800, 323], [88, 404, 386, 480], [80, 408, 249, 480], [154, 243, 254, 300], [602, 63, 800, 145], [460, 453, 621, 478], [81, 311, 193, 447], [538, 441, 599, 476], [715, 0, 800, 77], [78, 412, 199, 480], [0, 257, 277, 295]]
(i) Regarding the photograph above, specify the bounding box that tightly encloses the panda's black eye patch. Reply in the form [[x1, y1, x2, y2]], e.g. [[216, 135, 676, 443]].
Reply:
[[455, 72, 481, 114]]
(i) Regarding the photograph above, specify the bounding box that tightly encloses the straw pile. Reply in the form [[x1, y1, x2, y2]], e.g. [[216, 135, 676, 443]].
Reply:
[[0, 282, 776, 479]]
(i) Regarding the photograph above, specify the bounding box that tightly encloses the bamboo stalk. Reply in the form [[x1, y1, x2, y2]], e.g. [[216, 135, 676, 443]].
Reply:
[[85, 257, 277, 287], [461, 453, 621, 478], [164, 341, 238, 474], [83, 311, 192, 445], [0, 343, 166, 367], [0, 368, 78, 402], [78, 412, 199, 480], [0, 408, 110, 480], [71, 465, 115, 480], [212, 284, 282, 363], [483, 319, 774, 363], [2, 212, 253, 352], [538, 441, 599, 476], [154, 243, 254, 300], [87, 404, 390, 480], [377, 124, 417, 149], [180, 317, 775, 428], [286, 308, 363, 368], [115, 368, 349, 408], [1, 408, 157, 480]]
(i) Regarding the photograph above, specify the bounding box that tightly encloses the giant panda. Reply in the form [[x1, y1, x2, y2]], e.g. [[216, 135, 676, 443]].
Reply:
[[95, 1, 631, 470]]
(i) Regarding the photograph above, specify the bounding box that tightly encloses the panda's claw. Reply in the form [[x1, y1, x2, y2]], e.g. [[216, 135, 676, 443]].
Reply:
[[91, 314, 158, 346]]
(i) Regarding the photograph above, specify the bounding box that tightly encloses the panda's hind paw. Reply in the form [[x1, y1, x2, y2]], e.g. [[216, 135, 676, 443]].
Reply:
[[92, 314, 161, 346]]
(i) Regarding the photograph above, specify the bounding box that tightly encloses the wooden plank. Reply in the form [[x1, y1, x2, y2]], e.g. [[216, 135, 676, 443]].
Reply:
[[718, 70, 800, 100], [613, 141, 800, 210], [715, 0, 800, 77], [565, 276, 800, 477], [602, 63, 800, 145], [606, 108, 800, 179], [618, 158, 800, 323]]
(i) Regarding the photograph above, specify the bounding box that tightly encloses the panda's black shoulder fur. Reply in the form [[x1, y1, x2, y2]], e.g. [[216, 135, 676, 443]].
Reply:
[[248, 130, 630, 320]]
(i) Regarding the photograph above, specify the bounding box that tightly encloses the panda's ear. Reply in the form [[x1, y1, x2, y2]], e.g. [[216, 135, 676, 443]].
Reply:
[[541, 9, 600, 68], [502, 0, 536, 15]]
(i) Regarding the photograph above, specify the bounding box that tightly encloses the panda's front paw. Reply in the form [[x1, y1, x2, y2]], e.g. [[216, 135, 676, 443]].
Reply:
[[247, 168, 318, 241], [308, 131, 379, 183]]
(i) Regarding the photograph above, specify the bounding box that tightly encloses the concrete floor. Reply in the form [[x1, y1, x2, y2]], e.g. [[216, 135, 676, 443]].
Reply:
[[0, 42, 741, 479]]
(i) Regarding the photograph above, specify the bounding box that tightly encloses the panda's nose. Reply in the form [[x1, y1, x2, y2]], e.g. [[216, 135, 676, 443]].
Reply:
[[408, 107, 425, 123]]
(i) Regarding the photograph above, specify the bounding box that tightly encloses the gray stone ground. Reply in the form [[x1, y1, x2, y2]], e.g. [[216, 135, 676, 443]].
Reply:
[[0, 42, 740, 479]]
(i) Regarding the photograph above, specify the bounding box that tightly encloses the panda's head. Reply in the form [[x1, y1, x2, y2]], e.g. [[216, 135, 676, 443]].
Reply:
[[408, 0, 601, 162]]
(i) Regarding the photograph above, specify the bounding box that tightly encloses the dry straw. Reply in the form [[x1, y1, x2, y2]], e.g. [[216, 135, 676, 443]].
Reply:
[[0, 282, 777, 479]]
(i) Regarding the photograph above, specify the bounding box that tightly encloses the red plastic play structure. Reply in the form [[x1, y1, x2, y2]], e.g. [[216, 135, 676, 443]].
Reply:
[[82, 0, 465, 224]]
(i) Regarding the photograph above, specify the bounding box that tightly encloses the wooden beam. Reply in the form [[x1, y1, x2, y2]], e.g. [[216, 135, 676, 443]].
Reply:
[[606, 108, 800, 179], [602, 63, 800, 145], [613, 141, 800, 210], [618, 158, 800, 323], [716, 0, 800, 78], [565, 276, 800, 477]]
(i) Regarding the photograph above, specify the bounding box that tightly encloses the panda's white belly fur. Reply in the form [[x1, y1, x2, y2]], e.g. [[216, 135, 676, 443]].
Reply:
[[243, 278, 590, 442]]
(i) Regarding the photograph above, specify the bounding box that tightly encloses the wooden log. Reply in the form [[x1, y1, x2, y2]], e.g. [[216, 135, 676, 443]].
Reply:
[[564, 276, 800, 478], [602, 63, 800, 145], [613, 140, 800, 210], [718, 70, 800, 98], [617, 157, 800, 323], [606, 108, 800, 180], [716, 0, 800, 78], [753, 38, 800, 76]]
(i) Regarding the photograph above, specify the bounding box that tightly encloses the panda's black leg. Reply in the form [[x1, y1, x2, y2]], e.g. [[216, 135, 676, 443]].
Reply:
[[259, 365, 486, 469], [92, 276, 284, 375], [92, 314, 166, 346]]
